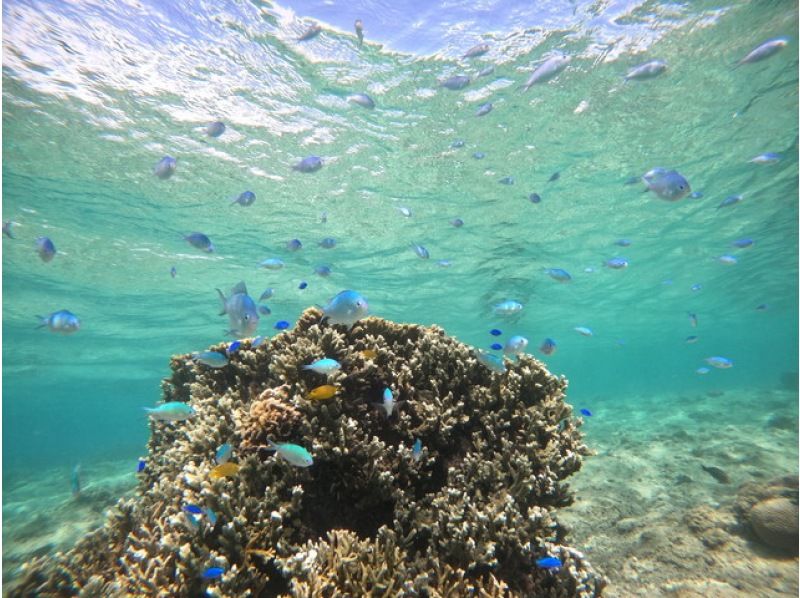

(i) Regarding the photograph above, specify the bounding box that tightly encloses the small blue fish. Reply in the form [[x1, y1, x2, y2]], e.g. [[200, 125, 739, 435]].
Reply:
[[216, 443, 233, 464], [375, 387, 397, 417], [303, 358, 341, 375], [732, 238, 754, 249], [183, 505, 203, 515], [476, 350, 506, 373], [144, 402, 196, 422], [503, 335, 528, 356], [37, 310, 81, 334], [252, 335, 267, 347], [202, 567, 225, 580], [259, 288, 275, 301], [691, 283, 703, 292], [624, 59, 667, 81], [227, 341, 241, 355], [705, 356, 733, 369], [493, 300, 523, 315], [718, 254, 738, 265], [539, 338, 557, 356], [686, 336, 699, 344], [749, 152, 782, 164], [688, 313, 698, 328], [274, 320, 290, 330], [348, 93, 375, 109], [579, 408, 592, 417], [755, 303, 769, 311], [266, 439, 314, 467], [192, 351, 229, 368], [529, 193, 541, 203], [286, 239, 303, 252], [615, 239, 631, 247], [535, 556, 562, 570], [689, 191, 703, 199], [475, 102, 493, 117], [548, 171, 560, 183], [437, 259, 452, 268], [451, 139, 466, 148], [154, 156, 177, 179], [260, 258, 284, 270], [490, 343, 503, 351], [696, 367, 710, 375], [412, 439, 422, 461], [498, 176, 515, 185], [604, 258, 628, 269], [717, 194, 742, 209], [323, 290, 369, 328], [411, 243, 429, 259], [206, 121, 226, 137], [574, 326, 593, 337], [450, 218, 464, 227], [463, 43, 490, 59], [546, 268, 572, 282], [36, 237, 56, 262], [184, 232, 215, 252], [170, 266, 177, 278], [441, 75, 470, 90], [473, 152, 486, 159], [490, 329, 502, 336], [258, 305, 271, 315], [521, 54, 571, 91], [737, 37, 789, 66], [205, 507, 218, 526], [231, 191, 256, 207], [314, 265, 332, 277], [136, 459, 146, 473], [293, 156, 323, 173], [298, 281, 308, 290], [642, 167, 691, 201], [319, 237, 336, 249]]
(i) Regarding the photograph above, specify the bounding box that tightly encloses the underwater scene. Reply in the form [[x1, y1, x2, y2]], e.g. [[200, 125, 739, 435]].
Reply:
[[2, 0, 798, 595]]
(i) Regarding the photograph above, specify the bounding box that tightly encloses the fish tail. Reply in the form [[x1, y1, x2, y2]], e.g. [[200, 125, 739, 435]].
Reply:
[[34, 316, 47, 329], [216, 288, 227, 315], [265, 439, 278, 452]]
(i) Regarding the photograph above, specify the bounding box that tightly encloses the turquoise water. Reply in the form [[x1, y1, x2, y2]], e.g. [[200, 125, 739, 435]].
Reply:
[[2, 0, 797, 581]]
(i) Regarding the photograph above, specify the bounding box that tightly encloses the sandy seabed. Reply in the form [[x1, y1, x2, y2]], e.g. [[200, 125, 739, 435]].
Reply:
[[2, 387, 797, 596]]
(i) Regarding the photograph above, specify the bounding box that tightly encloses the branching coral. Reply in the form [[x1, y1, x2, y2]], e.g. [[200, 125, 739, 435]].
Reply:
[[9, 309, 605, 597]]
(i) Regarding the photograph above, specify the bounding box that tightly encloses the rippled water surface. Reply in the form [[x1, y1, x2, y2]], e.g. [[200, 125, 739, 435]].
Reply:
[[2, 0, 798, 586]]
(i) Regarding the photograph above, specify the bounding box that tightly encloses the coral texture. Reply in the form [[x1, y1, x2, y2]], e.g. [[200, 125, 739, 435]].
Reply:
[[9, 309, 604, 597]]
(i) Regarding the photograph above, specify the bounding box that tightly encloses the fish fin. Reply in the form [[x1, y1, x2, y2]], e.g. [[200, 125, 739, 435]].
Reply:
[[216, 288, 227, 314], [231, 281, 248, 296], [34, 316, 46, 329]]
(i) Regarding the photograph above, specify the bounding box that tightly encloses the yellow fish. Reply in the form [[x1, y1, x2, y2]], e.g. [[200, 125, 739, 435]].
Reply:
[[209, 462, 240, 479], [360, 349, 378, 360], [307, 384, 339, 400]]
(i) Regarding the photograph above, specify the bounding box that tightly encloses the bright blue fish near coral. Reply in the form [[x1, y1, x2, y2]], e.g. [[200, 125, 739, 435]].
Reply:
[[192, 351, 228, 368], [216, 443, 233, 464], [490, 329, 502, 336], [266, 440, 314, 467], [136, 459, 146, 473], [412, 439, 422, 461], [536, 556, 562, 569], [144, 402, 195, 422], [183, 505, 203, 515], [476, 350, 506, 374], [274, 321, 290, 330], [504, 335, 528, 356], [490, 343, 503, 351], [202, 567, 225, 580], [37, 310, 81, 334], [539, 338, 557, 356], [303, 358, 341, 375], [579, 408, 592, 417]]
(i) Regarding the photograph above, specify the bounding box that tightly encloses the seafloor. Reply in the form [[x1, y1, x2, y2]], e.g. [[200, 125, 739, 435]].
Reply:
[[3, 385, 796, 596]]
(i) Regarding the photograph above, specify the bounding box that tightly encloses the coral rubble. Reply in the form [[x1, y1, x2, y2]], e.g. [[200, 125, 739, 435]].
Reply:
[[9, 308, 604, 597]]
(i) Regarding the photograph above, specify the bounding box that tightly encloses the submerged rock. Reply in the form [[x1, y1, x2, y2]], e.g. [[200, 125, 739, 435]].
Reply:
[[749, 497, 799, 552], [9, 308, 604, 596]]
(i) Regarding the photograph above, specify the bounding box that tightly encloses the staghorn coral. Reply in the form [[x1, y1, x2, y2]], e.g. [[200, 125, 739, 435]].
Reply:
[[9, 308, 605, 597]]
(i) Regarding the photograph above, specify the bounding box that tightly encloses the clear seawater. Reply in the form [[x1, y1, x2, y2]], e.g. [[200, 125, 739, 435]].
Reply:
[[2, 0, 797, 590]]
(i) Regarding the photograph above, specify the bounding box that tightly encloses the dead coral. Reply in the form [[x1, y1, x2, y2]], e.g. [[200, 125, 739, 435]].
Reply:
[[9, 309, 604, 597]]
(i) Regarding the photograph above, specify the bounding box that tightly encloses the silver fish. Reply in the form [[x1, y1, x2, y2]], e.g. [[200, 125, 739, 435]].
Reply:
[[737, 37, 789, 66], [624, 60, 667, 81], [216, 281, 259, 336], [348, 93, 375, 109], [463, 43, 490, 59], [642, 167, 691, 201], [521, 54, 570, 91]]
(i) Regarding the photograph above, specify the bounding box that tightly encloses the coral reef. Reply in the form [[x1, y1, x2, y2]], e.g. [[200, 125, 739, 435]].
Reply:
[[9, 308, 604, 597], [735, 474, 799, 554]]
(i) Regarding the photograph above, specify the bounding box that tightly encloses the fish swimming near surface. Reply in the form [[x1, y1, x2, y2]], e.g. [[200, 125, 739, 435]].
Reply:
[[548, 171, 560, 182], [348, 93, 375, 109], [265, 440, 314, 467], [441, 75, 471, 90], [36, 236, 56, 262], [154, 156, 177, 179], [292, 156, 323, 173], [217, 281, 259, 337], [463, 43, 490, 59], [475, 102, 493, 117], [297, 24, 321, 41], [574, 326, 593, 337], [231, 191, 256, 207], [493, 300, 523, 316], [411, 243, 430, 259], [37, 309, 81, 334], [732, 238, 754, 249], [736, 37, 789, 66], [192, 351, 229, 368], [529, 193, 541, 203], [605, 257, 628, 269], [450, 218, 464, 228], [319, 237, 336, 249], [354, 19, 364, 47], [478, 65, 495, 77], [314, 265, 332, 277], [307, 384, 339, 400], [299, 281, 308, 290], [206, 121, 225, 137], [259, 258, 284, 270], [144, 402, 196, 422], [546, 268, 572, 282], [642, 167, 691, 201], [718, 254, 738, 265], [624, 59, 667, 81], [303, 358, 341, 375], [521, 54, 571, 91], [286, 238, 303, 251], [749, 152, 782, 164], [717, 194, 742, 209], [579, 408, 592, 417], [498, 176, 515, 185], [184, 232, 215, 252], [322, 290, 369, 328], [209, 462, 240, 479]]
